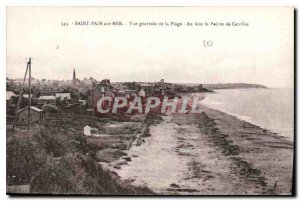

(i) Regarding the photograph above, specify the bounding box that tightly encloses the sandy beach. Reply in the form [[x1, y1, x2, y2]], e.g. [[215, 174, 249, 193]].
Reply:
[[111, 103, 293, 195]]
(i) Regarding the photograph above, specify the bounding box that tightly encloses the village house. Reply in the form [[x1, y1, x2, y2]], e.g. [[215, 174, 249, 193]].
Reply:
[[82, 77, 97, 85], [7, 91, 17, 118], [92, 80, 150, 117], [139, 83, 155, 96], [21, 94, 38, 107], [18, 106, 44, 123], [55, 93, 71, 101], [38, 95, 56, 105], [116, 89, 137, 100], [138, 88, 146, 97], [92, 80, 116, 117], [78, 99, 87, 106], [6, 91, 17, 107], [22, 94, 33, 99], [83, 125, 101, 137]]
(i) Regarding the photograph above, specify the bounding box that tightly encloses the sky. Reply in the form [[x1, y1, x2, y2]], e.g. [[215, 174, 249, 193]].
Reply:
[[6, 7, 294, 88]]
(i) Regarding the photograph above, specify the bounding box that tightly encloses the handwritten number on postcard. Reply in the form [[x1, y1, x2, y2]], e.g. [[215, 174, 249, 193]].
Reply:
[[203, 40, 213, 47]]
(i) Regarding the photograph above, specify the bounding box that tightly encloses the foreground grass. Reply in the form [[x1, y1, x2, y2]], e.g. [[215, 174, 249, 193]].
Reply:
[[7, 110, 154, 195]]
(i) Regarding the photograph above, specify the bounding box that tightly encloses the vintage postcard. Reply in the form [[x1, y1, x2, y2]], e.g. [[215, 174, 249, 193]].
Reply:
[[6, 7, 294, 195]]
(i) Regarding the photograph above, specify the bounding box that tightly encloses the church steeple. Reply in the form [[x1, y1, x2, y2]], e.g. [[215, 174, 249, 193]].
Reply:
[[73, 69, 76, 84]]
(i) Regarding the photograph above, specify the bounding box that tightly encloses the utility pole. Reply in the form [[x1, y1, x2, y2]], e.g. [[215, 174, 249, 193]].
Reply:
[[11, 58, 30, 133], [28, 58, 32, 131]]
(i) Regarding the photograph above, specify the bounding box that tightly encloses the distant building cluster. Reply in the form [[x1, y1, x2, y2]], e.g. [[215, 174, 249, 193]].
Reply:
[[6, 68, 207, 123]]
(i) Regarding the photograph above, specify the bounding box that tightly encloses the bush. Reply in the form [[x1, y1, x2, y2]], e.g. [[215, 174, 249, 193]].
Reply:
[[30, 153, 154, 195], [36, 128, 68, 157], [7, 131, 47, 185], [30, 155, 85, 194]]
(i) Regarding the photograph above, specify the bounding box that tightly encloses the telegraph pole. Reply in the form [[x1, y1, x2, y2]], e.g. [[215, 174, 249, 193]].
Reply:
[[11, 58, 30, 133], [28, 58, 32, 131]]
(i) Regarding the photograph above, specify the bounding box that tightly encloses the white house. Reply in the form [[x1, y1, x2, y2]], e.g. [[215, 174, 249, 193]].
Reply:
[[23, 94, 33, 99], [6, 91, 16, 101], [138, 88, 146, 97], [78, 100, 87, 106], [83, 125, 100, 137], [7, 91, 17, 106]]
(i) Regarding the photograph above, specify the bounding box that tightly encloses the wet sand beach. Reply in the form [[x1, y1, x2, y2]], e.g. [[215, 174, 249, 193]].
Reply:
[[198, 105, 293, 195], [111, 104, 293, 195]]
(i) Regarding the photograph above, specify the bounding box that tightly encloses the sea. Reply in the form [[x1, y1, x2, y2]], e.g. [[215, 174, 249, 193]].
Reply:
[[200, 88, 294, 141]]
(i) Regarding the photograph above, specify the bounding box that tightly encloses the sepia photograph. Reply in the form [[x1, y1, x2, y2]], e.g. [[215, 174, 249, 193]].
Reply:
[[6, 6, 294, 195]]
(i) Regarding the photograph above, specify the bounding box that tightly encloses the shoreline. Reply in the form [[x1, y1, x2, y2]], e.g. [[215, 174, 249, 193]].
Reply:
[[198, 104, 293, 194], [111, 104, 293, 195], [199, 88, 293, 141], [200, 103, 293, 143]]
